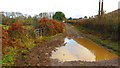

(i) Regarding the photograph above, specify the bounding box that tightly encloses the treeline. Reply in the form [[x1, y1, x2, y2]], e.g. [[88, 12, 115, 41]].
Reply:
[[1, 11, 66, 25], [1, 12, 38, 25]]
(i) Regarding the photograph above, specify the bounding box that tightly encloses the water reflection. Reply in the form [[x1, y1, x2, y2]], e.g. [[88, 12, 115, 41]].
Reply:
[[51, 37, 118, 62]]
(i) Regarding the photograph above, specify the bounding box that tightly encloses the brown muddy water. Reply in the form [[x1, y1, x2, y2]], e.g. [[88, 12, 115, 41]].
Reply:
[[50, 37, 118, 62]]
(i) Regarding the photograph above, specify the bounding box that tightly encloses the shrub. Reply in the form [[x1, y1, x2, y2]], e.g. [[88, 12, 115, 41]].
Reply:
[[2, 22, 36, 66], [37, 17, 65, 36]]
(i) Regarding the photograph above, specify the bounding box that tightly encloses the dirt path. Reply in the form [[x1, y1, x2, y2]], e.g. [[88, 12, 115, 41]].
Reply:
[[65, 23, 80, 38], [51, 23, 119, 66], [15, 23, 119, 66], [15, 35, 65, 66]]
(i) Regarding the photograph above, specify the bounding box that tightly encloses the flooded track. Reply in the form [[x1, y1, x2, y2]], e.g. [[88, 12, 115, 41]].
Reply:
[[51, 37, 118, 62], [16, 23, 119, 66], [51, 23, 119, 66]]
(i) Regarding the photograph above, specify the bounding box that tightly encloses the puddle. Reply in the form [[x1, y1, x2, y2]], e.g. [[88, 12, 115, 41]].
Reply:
[[50, 37, 118, 62]]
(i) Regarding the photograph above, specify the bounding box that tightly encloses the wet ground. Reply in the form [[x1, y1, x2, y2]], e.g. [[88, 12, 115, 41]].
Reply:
[[50, 37, 118, 62], [15, 23, 119, 66]]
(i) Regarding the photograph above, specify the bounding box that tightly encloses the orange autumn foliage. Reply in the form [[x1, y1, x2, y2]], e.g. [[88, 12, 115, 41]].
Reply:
[[6, 22, 11, 26], [7, 22, 24, 33], [38, 17, 65, 36], [2, 22, 24, 48]]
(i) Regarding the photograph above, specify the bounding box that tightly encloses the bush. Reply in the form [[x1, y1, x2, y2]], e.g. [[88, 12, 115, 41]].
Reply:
[[37, 17, 65, 36], [2, 22, 36, 66]]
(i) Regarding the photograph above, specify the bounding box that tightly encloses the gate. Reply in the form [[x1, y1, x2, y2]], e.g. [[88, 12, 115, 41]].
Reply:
[[35, 27, 43, 37]]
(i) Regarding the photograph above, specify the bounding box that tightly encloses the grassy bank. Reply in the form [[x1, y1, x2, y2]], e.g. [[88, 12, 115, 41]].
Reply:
[[44, 33, 63, 40], [67, 23, 119, 56], [66, 9, 119, 43]]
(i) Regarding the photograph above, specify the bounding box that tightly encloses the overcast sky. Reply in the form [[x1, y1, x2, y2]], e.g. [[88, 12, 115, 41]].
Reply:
[[0, 0, 119, 18]]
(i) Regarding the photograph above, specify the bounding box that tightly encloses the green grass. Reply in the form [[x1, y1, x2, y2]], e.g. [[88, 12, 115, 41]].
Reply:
[[2, 25, 11, 30], [22, 26, 32, 29], [2, 46, 30, 66], [44, 33, 63, 40], [2, 47, 17, 66], [0, 24, 2, 26]]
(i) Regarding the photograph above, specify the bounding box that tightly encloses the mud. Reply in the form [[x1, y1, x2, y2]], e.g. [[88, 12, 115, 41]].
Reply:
[[15, 23, 119, 66]]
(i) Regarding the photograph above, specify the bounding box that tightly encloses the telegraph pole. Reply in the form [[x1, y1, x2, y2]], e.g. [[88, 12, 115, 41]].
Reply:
[[98, 0, 101, 16], [101, 0, 104, 16], [98, 0, 104, 16]]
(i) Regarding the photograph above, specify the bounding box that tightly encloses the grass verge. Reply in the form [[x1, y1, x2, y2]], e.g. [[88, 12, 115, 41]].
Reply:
[[44, 33, 63, 40], [67, 23, 119, 56]]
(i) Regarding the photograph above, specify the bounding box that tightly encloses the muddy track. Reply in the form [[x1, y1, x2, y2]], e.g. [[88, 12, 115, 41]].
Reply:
[[15, 35, 66, 66], [15, 23, 119, 66]]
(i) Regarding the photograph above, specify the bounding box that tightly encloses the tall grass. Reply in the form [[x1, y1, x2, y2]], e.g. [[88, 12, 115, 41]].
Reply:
[[66, 9, 119, 42]]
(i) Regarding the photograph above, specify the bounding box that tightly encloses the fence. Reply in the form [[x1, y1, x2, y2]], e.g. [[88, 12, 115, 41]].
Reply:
[[35, 27, 43, 37]]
